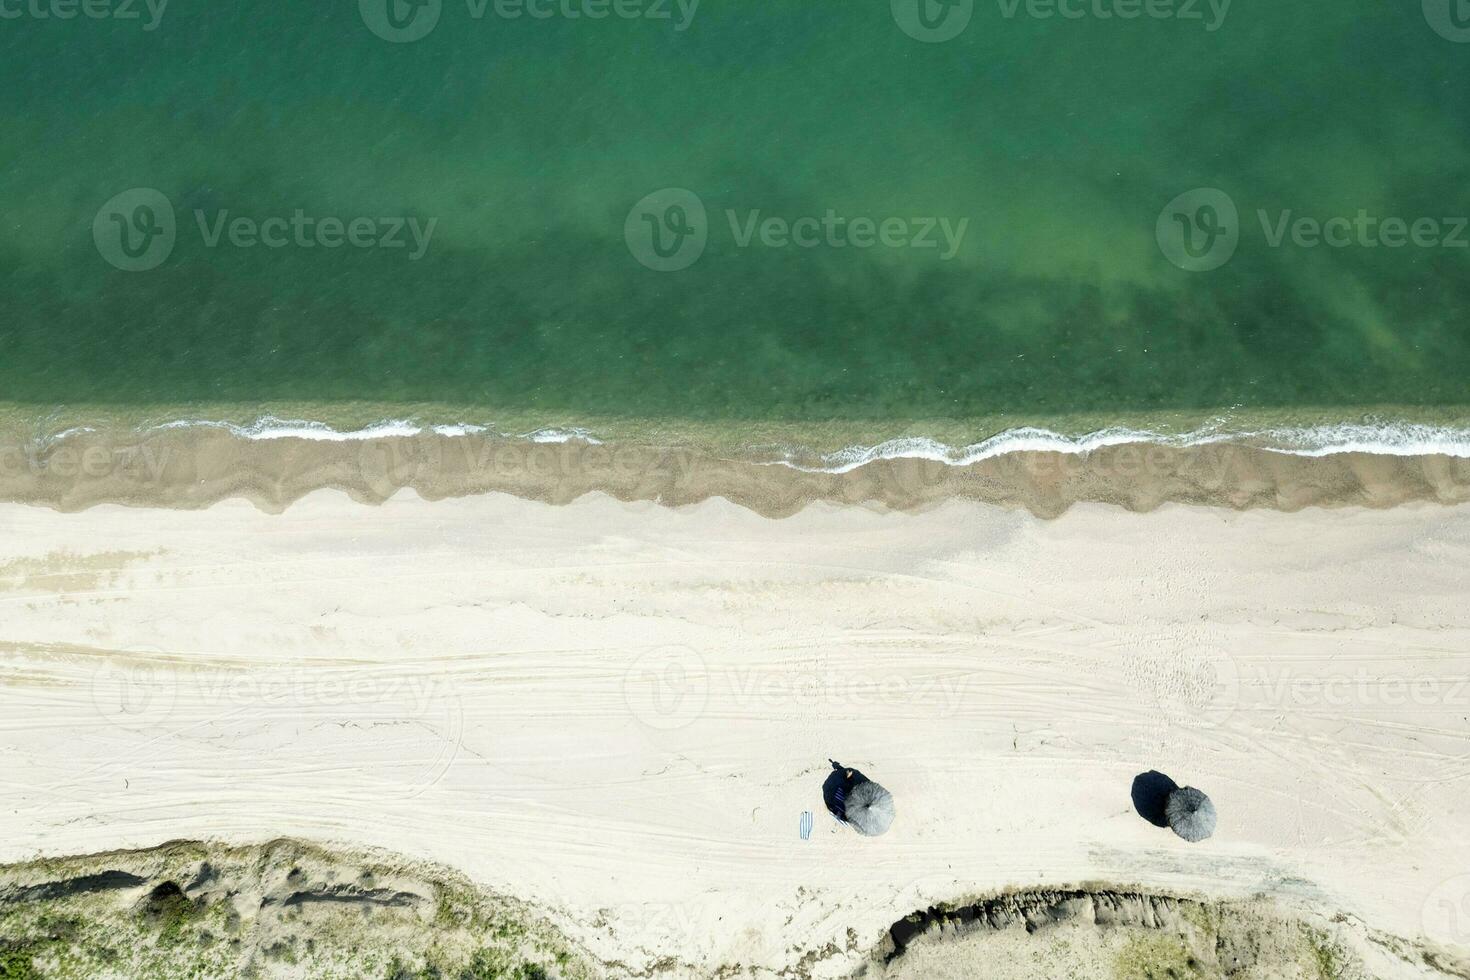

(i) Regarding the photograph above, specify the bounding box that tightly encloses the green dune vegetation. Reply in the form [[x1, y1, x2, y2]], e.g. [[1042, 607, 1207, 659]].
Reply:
[[2, 841, 1466, 979], [0, 840, 593, 980]]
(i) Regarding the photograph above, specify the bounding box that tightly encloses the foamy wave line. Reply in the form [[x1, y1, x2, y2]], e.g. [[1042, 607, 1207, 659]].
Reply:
[[35, 416, 1470, 469], [763, 423, 1470, 474], [141, 416, 604, 444]]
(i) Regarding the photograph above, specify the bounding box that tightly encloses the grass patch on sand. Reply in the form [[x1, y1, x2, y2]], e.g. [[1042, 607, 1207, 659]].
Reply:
[[0, 840, 593, 980], [1113, 933, 1208, 980]]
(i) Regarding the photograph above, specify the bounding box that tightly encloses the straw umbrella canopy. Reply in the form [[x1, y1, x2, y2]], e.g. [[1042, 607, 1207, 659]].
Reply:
[[843, 779, 896, 836], [1165, 786, 1216, 842]]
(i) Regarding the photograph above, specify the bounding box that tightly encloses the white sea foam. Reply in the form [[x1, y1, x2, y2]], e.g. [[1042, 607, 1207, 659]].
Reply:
[[33, 416, 1470, 468], [136, 416, 602, 445], [32, 425, 98, 449], [761, 422, 1470, 473], [1251, 423, 1470, 458]]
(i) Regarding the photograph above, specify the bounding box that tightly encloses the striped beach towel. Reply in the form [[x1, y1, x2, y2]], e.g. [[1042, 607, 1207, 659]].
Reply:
[[799, 810, 813, 840]]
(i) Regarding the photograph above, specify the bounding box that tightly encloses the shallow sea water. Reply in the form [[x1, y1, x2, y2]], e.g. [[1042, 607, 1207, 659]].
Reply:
[[2, 1, 1468, 445]]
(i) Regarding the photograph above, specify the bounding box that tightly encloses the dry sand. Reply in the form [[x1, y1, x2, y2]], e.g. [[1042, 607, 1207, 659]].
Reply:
[[1, 490, 1469, 976]]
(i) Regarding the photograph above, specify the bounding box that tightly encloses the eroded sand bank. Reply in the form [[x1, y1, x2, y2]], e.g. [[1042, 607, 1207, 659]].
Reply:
[[1, 493, 1469, 976], [1, 842, 1458, 978]]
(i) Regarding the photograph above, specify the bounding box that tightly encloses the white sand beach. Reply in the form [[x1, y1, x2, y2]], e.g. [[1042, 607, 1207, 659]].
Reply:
[[1, 492, 1468, 976]]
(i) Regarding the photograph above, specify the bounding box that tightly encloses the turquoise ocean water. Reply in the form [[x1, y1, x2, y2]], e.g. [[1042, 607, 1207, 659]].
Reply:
[[2, 1, 1469, 450]]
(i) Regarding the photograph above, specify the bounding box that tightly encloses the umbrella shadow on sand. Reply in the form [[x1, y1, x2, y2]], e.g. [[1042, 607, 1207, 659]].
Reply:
[[1130, 770, 1179, 828], [1133, 770, 1216, 842]]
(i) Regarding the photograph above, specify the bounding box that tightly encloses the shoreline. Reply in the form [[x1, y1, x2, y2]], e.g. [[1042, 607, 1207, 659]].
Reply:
[[8, 401, 1470, 451], [3, 422, 1470, 516]]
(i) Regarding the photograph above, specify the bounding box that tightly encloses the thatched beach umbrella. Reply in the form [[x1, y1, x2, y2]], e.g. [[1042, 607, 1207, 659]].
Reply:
[[1165, 786, 1216, 842], [843, 779, 896, 836]]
